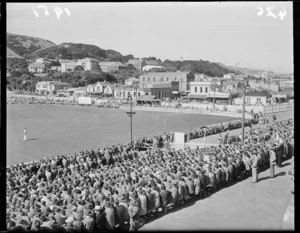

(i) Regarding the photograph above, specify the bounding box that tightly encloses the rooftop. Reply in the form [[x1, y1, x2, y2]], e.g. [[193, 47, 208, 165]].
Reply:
[[245, 91, 269, 97]]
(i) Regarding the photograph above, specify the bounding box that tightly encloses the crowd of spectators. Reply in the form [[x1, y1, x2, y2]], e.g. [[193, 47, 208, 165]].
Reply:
[[6, 117, 293, 232]]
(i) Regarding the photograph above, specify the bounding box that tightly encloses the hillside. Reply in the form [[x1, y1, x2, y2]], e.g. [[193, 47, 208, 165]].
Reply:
[[217, 62, 275, 76], [30, 42, 134, 63], [7, 33, 56, 57], [162, 60, 242, 77], [7, 47, 24, 59], [7, 33, 245, 77]]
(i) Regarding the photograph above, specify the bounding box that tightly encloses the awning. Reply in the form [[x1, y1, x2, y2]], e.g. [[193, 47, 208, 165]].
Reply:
[[136, 95, 161, 102], [172, 91, 179, 94], [183, 95, 207, 99]]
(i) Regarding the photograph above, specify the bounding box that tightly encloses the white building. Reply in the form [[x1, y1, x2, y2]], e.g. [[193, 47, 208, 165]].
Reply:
[[233, 91, 269, 105], [60, 58, 101, 72], [36, 81, 71, 95], [125, 77, 139, 86], [223, 73, 235, 79], [142, 65, 164, 71]]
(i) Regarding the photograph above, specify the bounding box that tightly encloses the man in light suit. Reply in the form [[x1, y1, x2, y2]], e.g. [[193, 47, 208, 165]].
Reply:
[[250, 153, 258, 183], [269, 144, 277, 178]]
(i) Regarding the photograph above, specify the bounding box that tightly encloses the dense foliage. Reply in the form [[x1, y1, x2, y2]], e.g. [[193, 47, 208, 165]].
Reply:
[[161, 60, 242, 77], [30, 43, 134, 63]]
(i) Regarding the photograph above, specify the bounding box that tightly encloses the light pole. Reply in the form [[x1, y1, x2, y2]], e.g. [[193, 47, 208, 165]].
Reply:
[[212, 82, 216, 111], [201, 126, 208, 149], [241, 81, 246, 143], [126, 96, 136, 145]]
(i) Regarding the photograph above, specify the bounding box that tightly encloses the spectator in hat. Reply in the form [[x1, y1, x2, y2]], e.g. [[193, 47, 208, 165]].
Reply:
[[104, 199, 116, 229], [82, 210, 95, 231], [94, 205, 112, 231], [269, 144, 277, 178], [128, 194, 140, 231]]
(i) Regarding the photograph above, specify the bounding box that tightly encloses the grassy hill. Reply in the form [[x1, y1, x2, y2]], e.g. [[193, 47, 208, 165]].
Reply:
[[30, 42, 134, 63], [7, 33, 56, 58], [162, 60, 242, 77], [7, 33, 243, 77]]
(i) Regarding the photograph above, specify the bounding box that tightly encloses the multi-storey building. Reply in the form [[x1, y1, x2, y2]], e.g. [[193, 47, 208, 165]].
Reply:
[[139, 71, 195, 92]]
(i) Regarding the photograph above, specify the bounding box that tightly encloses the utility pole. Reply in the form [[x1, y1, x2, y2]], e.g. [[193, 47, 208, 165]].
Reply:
[[126, 96, 136, 145], [213, 82, 216, 111], [241, 82, 246, 143]]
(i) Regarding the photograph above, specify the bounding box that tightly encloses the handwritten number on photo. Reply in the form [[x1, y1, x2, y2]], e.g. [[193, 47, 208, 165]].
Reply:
[[257, 6, 287, 20], [31, 5, 70, 19], [37, 5, 50, 16]]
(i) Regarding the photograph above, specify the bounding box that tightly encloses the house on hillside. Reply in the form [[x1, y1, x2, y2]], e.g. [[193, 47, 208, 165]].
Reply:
[[60, 57, 101, 72], [28, 57, 51, 73], [223, 73, 235, 79], [142, 65, 165, 72], [125, 77, 139, 86], [36, 81, 72, 95], [98, 62, 126, 73], [126, 59, 145, 71], [103, 83, 116, 96], [94, 81, 109, 94], [233, 91, 269, 105]]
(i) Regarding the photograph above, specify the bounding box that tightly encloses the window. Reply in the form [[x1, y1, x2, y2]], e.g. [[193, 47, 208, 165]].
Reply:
[[138, 92, 140, 97], [166, 77, 169, 81], [246, 97, 251, 103], [148, 77, 150, 81], [205, 87, 208, 93], [161, 77, 163, 81], [257, 98, 261, 103], [143, 77, 145, 81], [174, 77, 177, 81], [134, 92, 136, 97], [195, 87, 197, 93], [123, 92, 125, 97], [153, 77, 155, 81], [200, 87, 203, 93], [97, 86, 100, 91]]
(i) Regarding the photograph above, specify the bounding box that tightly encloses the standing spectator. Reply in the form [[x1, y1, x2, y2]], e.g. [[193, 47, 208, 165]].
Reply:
[[250, 153, 259, 183], [128, 194, 140, 231], [269, 145, 277, 178]]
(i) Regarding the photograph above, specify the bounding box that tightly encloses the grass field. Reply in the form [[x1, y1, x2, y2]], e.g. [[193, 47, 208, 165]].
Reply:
[[7, 104, 236, 165]]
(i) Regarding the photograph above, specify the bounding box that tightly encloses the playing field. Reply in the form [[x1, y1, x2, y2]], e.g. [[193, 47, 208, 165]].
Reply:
[[7, 104, 236, 166]]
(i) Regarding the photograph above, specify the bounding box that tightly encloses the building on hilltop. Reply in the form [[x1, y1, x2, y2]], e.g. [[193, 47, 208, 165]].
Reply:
[[60, 57, 101, 72], [142, 65, 165, 72], [28, 57, 51, 73], [98, 62, 126, 73], [126, 59, 159, 71]]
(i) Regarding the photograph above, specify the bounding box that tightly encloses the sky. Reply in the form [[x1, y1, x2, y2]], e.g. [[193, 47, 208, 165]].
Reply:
[[7, 2, 293, 73]]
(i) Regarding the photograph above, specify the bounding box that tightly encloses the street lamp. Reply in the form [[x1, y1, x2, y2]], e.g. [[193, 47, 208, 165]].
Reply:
[[201, 126, 208, 149], [126, 95, 136, 145], [212, 81, 216, 111], [241, 81, 246, 143]]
